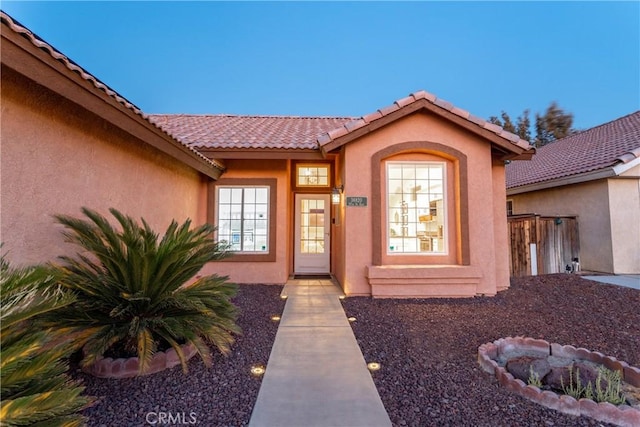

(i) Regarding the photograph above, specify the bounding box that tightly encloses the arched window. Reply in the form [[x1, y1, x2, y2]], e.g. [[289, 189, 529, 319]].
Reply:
[[371, 141, 470, 266]]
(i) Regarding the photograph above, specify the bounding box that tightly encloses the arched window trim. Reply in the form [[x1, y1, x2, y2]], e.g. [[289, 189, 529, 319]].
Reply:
[[370, 141, 470, 266]]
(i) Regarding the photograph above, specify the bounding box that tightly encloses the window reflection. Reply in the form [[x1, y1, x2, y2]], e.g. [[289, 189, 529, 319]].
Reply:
[[387, 162, 446, 254]]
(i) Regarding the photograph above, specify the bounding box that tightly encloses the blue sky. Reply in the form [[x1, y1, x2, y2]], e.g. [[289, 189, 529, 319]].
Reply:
[[2, 1, 638, 131]]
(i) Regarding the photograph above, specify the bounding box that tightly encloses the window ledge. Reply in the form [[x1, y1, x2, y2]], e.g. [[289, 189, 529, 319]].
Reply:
[[366, 265, 483, 298]]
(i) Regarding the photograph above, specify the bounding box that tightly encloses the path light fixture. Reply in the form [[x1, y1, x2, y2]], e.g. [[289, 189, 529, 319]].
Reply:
[[270, 315, 281, 322], [250, 365, 266, 376], [338, 295, 346, 300], [367, 362, 381, 372], [348, 317, 356, 322], [332, 185, 344, 205], [280, 295, 288, 300]]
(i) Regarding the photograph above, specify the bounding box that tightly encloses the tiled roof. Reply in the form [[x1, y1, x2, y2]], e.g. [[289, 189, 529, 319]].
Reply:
[[318, 90, 533, 152], [506, 111, 640, 189], [148, 115, 354, 150], [0, 11, 224, 172], [150, 91, 535, 155]]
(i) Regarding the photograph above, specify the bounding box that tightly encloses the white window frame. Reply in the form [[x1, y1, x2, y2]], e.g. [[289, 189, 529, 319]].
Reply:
[[506, 199, 514, 216], [216, 186, 270, 253], [296, 163, 331, 187], [386, 161, 448, 255]]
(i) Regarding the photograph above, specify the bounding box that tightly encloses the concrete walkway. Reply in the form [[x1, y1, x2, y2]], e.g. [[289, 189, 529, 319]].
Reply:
[[583, 274, 640, 290], [249, 279, 392, 427]]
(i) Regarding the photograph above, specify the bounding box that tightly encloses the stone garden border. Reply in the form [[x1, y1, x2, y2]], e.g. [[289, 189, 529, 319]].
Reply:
[[82, 343, 198, 378], [478, 337, 640, 427]]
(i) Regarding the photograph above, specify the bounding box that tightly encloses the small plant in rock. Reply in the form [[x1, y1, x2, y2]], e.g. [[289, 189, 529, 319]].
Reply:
[[561, 365, 627, 405], [1, 254, 93, 426], [527, 366, 543, 388], [592, 367, 626, 405], [49, 207, 240, 375], [561, 367, 587, 400]]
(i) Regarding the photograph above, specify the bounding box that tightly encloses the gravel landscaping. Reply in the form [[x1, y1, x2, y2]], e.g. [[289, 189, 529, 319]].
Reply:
[[74, 285, 285, 427], [73, 275, 639, 426], [343, 274, 640, 427]]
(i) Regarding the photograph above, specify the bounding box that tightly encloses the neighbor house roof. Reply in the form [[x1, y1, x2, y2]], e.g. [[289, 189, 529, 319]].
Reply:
[[151, 91, 535, 161], [0, 12, 225, 178], [506, 111, 640, 194]]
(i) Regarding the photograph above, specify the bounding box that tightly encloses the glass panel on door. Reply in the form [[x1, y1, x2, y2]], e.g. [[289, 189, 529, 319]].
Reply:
[[300, 199, 325, 254]]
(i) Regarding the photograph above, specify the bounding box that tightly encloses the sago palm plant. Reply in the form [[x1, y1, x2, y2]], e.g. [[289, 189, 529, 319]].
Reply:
[[1, 255, 93, 426], [50, 207, 240, 375]]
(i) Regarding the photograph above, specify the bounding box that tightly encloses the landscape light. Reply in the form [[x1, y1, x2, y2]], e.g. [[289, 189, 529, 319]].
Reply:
[[367, 362, 381, 372], [251, 365, 266, 376]]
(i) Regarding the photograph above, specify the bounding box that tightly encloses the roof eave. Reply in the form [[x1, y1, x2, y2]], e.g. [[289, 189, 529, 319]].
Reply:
[[507, 167, 618, 195], [507, 154, 640, 195], [196, 147, 325, 160], [612, 153, 640, 175]]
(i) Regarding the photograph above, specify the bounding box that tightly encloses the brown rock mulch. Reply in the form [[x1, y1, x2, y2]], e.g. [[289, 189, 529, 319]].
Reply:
[[343, 274, 640, 427]]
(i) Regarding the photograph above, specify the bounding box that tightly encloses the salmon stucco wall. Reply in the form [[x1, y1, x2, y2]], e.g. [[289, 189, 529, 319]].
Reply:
[[332, 151, 347, 288], [492, 160, 511, 291], [509, 180, 617, 273], [338, 111, 508, 297], [0, 69, 208, 266], [200, 159, 291, 284]]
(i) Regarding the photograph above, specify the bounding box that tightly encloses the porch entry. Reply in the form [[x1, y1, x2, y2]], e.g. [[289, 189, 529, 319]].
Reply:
[[294, 194, 330, 274]]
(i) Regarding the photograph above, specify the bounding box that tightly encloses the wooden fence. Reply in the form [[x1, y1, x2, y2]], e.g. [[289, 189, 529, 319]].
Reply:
[[508, 214, 580, 277]]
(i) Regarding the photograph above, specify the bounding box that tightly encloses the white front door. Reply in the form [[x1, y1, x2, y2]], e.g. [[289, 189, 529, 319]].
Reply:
[[294, 194, 330, 274]]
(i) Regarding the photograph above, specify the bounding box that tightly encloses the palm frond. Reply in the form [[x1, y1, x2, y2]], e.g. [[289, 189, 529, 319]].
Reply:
[[0, 254, 93, 425], [48, 207, 239, 376], [136, 327, 155, 374]]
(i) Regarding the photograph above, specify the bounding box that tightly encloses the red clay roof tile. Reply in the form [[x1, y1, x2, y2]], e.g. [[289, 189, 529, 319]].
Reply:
[[152, 91, 535, 155], [433, 98, 454, 111], [506, 111, 640, 189], [316, 91, 533, 153], [148, 115, 354, 150], [362, 111, 383, 124], [451, 106, 470, 119], [395, 95, 415, 108]]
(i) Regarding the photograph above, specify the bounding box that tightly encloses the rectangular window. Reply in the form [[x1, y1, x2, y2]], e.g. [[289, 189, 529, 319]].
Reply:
[[217, 186, 269, 252], [387, 162, 446, 254], [296, 164, 330, 187], [506, 200, 514, 216]]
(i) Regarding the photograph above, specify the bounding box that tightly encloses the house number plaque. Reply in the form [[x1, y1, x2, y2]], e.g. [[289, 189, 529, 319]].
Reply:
[[346, 197, 367, 207]]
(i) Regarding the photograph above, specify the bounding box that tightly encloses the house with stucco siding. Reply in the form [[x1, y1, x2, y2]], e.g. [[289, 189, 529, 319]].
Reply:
[[1, 11, 535, 298], [506, 112, 640, 275]]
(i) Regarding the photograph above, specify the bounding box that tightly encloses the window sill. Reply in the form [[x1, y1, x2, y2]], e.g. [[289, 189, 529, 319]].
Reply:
[[366, 264, 483, 298], [219, 252, 276, 262]]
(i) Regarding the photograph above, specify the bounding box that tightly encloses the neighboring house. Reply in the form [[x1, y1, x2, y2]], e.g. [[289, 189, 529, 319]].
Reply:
[[1, 12, 534, 298], [506, 112, 640, 275]]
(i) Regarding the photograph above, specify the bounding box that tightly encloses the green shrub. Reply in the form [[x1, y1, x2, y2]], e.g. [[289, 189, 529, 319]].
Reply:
[[527, 366, 543, 388], [50, 207, 240, 375], [0, 255, 93, 426], [561, 365, 627, 405]]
